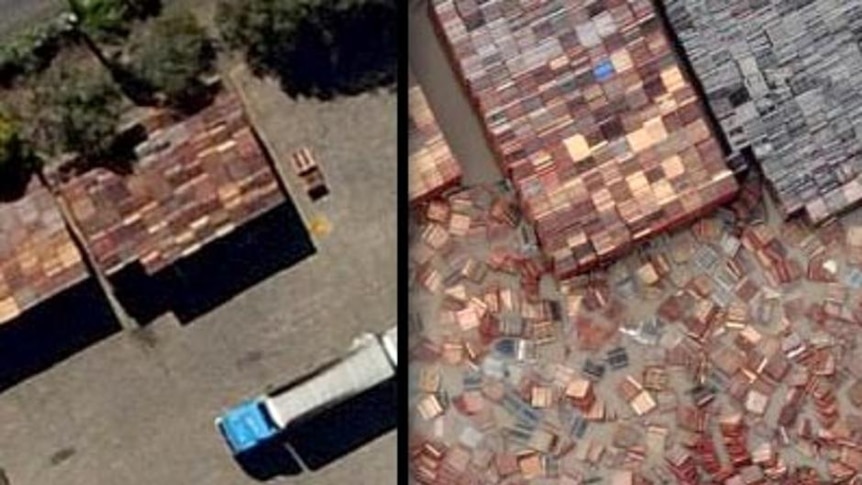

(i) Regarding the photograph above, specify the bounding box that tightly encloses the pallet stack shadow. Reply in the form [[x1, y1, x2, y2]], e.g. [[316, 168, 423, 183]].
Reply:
[[663, 0, 862, 224], [429, 0, 738, 278], [410, 79, 464, 205]]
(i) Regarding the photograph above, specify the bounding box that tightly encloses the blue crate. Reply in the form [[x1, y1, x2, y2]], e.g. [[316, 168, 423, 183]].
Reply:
[[593, 60, 615, 82]]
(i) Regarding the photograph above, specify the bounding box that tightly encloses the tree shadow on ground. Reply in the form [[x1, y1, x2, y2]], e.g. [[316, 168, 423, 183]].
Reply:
[[234, 377, 397, 481], [0, 279, 121, 392], [0, 165, 33, 202], [126, 0, 163, 21], [110, 198, 315, 325], [264, 1, 397, 100], [106, 64, 219, 117]]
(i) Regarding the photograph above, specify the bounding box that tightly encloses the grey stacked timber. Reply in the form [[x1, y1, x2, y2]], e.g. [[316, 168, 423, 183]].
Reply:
[[664, 0, 862, 223], [582, 359, 606, 381]]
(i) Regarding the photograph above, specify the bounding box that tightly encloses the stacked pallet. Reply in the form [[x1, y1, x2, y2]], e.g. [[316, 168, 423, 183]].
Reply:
[[59, 92, 286, 276], [0, 180, 88, 324], [409, 80, 462, 205], [430, 0, 737, 277], [664, 0, 862, 223]]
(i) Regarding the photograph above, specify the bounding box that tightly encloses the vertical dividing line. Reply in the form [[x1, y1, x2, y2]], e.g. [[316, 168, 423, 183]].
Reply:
[[225, 68, 317, 243], [651, 0, 735, 158], [283, 439, 310, 473], [39, 171, 137, 330]]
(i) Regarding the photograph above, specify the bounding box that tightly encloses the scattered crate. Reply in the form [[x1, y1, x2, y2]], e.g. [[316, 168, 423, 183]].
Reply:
[[410, 136, 862, 484], [290, 147, 329, 201]]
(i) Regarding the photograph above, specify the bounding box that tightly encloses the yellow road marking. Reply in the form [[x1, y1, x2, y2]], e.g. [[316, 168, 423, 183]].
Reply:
[[309, 214, 332, 237]]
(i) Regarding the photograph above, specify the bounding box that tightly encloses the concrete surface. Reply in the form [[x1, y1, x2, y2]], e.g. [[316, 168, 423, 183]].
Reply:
[[408, 0, 502, 187], [0, 72, 397, 485]]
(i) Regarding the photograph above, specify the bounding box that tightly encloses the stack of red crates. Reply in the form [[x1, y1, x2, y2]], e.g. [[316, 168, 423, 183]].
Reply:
[[430, 0, 738, 277], [409, 80, 463, 206]]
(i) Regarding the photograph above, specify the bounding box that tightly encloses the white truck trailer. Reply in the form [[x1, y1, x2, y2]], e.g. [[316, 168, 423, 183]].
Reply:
[[216, 326, 397, 454]]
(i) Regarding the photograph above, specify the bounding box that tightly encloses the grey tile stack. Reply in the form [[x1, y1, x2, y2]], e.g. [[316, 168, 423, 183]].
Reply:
[[582, 359, 606, 380], [606, 346, 630, 370], [663, 0, 862, 223]]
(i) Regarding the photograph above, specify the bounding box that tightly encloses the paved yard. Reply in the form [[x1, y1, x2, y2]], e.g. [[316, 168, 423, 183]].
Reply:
[[408, 0, 501, 186], [0, 72, 397, 485]]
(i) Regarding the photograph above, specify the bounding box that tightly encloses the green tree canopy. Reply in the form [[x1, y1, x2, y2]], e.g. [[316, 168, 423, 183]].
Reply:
[[31, 64, 123, 161], [0, 115, 22, 169], [217, 0, 397, 99], [68, 0, 130, 44], [127, 9, 215, 109]]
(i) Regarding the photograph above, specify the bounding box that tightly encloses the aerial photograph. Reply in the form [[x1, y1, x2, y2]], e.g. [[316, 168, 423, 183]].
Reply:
[[409, 0, 862, 483], [0, 0, 397, 484]]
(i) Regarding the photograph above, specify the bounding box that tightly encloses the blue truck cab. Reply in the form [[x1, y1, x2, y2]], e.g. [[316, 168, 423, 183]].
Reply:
[[215, 398, 279, 454]]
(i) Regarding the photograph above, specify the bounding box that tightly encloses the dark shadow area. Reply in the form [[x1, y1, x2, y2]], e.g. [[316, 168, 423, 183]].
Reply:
[[107, 59, 218, 115], [168, 198, 315, 323], [105, 62, 161, 108], [284, 376, 397, 471], [256, 2, 397, 100], [125, 0, 163, 20], [0, 279, 121, 392], [308, 183, 329, 202], [110, 199, 315, 325], [102, 122, 149, 175], [53, 121, 149, 179], [110, 262, 172, 325], [0, 165, 33, 202], [734, 146, 756, 176], [166, 79, 218, 117], [235, 440, 303, 482]]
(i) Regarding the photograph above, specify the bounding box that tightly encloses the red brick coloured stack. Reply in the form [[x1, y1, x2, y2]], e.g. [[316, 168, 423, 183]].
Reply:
[[430, 0, 738, 277], [0, 180, 88, 324], [58, 92, 286, 276], [409, 79, 463, 205]]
